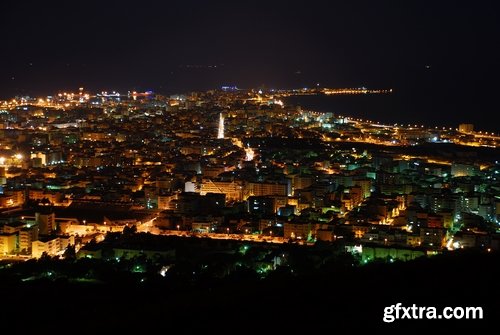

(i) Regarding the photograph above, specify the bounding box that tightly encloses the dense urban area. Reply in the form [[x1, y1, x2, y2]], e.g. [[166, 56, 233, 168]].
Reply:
[[0, 87, 498, 289]]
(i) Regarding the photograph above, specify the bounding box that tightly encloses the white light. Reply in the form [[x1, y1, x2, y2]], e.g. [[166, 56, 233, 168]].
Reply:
[[217, 113, 224, 139], [245, 147, 255, 161], [159, 265, 171, 277]]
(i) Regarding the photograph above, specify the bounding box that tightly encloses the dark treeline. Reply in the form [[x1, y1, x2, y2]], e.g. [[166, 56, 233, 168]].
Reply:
[[0, 249, 498, 332]]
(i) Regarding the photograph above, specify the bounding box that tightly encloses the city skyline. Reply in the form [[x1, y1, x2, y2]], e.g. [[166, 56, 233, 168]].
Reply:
[[2, 85, 498, 134], [1, 1, 499, 331], [1, 1, 499, 124], [0, 86, 498, 332]]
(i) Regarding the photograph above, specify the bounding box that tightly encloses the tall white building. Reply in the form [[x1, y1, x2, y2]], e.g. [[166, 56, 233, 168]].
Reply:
[[217, 113, 224, 139]]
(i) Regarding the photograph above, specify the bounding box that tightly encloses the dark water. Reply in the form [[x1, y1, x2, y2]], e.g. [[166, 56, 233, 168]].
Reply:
[[283, 91, 497, 132]]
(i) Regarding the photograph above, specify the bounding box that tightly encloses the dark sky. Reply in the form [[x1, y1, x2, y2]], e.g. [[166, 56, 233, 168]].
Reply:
[[1, 0, 499, 102]]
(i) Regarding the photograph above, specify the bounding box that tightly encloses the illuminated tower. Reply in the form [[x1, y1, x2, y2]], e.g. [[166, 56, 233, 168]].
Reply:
[[217, 113, 224, 139]]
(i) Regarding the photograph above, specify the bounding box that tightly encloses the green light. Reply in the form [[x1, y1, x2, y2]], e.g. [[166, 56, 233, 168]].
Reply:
[[239, 245, 250, 255]]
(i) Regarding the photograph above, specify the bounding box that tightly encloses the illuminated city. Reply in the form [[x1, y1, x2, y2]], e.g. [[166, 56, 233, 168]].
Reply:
[[1, 0, 498, 331]]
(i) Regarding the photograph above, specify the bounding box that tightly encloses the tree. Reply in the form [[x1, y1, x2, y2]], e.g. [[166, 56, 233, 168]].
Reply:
[[123, 224, 137, 235], [63, 245, 76, 261], [40, 251, 52, 261]]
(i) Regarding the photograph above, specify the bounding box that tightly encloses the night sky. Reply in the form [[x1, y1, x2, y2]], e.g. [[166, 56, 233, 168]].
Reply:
[[1, 1, 499, 127]]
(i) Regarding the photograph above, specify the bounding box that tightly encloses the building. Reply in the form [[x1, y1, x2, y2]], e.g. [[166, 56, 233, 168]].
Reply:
[[19, 226, 39, 254], [191, 218, 217, 233], [31, 152, 47, 166], [0, 194, 17, 208], [354, 178, 372, 199], [420, 227, 446, 248], [248, 196, 276, 216], [284, 221, 319, 240], [292, 175, 313, 190], [460, 194, 479, 213], [427, 214, 444, 228], [246, 181, 288, 197], [36, 211, 56, 235], [0, 233, 17, 254], [59, 235, 75, 250], [451, 163, 478, 177], [406, 234, 422, 247], [29, 190, 64, 204], [158, 193, 177, 210], [200, 180, 243, 202], [32, 236, 61, 258], [217, 113, 224, 139], [202, 165, 226, 178], [458, 124, 474, 133]]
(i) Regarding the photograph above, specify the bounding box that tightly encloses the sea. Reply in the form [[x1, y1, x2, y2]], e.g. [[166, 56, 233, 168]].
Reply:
[[283, 91, 497, 132]]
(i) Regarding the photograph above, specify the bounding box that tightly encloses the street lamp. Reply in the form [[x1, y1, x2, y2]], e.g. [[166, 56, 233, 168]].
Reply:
[[176, 225, 180, 230], [226, 227, 230, 235]]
